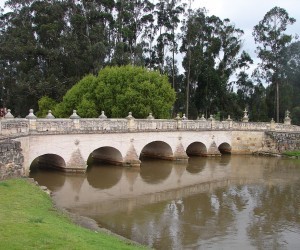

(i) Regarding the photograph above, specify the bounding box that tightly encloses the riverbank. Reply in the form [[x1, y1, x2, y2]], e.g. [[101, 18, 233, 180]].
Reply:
[[253, 150, 300, 159], [0, 178, 147, 250], [283, 151, 300, 158]]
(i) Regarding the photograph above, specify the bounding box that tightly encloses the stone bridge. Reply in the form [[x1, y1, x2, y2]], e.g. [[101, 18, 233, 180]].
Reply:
[[1, 110, 300, 176]]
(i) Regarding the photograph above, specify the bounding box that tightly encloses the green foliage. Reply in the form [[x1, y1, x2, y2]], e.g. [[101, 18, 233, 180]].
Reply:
[[253, 6, 296, 122], [181, 8, 244, 118], [0, 178, 145, 250], [56, 66, 176, 118], [283, 151, 300, 157], [292, 107, 300, 125], [1, 1, 299, 123], [54, 74, 98, 117], [36, 96, 58, 118]]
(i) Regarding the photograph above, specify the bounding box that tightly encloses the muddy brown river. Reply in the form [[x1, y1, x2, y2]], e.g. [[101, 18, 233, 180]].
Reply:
[[30, 155, 300, 249]]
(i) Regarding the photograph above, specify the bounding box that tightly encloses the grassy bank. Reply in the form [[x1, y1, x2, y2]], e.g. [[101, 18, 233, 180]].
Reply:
[[0, 178, 146, 250], [283, 151, 300, 158]]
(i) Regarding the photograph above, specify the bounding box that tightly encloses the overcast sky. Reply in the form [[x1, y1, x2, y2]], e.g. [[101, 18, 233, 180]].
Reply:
[[194, 0, 299, 62], [0, 0, 299, 68]]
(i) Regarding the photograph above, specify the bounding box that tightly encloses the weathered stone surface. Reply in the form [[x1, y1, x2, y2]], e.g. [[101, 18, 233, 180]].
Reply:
[[66, 148, 86, 172], [0, 116, 299, 177], [123, 143, 141, 167], [264, 131, 300, 153], [207, 141, 221, 156], [174, 139, 188, 160], [0, 139, 24, 180]]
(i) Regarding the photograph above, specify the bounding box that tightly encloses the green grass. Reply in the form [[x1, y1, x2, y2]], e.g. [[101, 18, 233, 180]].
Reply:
[[283, 151, 300, 157], [0, 178, 147, 250]]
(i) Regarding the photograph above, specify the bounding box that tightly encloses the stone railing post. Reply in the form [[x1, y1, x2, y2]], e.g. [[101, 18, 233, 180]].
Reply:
[[242, 108, 249, 123], [45, 110, 55, 119], [270, 118, 275, 130], [175, 113, 182, 130], [26, 109, 37, 131], [284, 110, 291, 125], [226, 115, 233, 129], [208, 115, 215, 129], [69, 110, 80, 130], [126, 112, 136, 131], [4, 109, 14, 119]]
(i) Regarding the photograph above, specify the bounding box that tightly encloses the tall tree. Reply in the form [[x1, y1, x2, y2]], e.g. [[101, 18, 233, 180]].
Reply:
[[253, 6, 296, 122], [181, 9, 243, 118], [235, 51, 254, 110]]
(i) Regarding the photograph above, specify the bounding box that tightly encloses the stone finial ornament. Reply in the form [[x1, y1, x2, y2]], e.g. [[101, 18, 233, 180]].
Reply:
[[26, 109, 37, 119], [199, 114, 206, 121], [182, 114, 187, 120], [242, 108, 249, 122], [208, 115, 215, 121], [147, 113, 154, 119], [69, 110, 80, 119], [126, 112, 134, 119], [175, 113, 181, 120], [99, 111, 107, 119], [226, 115, 232, 121], [4, 109, 14, 119], [46, 110, 55, 119], [284, 110, 291, 125]]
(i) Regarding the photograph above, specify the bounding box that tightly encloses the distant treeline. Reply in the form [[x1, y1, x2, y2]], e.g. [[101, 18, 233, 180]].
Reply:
[[0, 1, 299, 124]]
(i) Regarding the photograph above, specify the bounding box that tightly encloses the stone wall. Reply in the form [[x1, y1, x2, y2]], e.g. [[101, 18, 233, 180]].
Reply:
[[0, 139, 24, 180], [1, 116, 300, 137], [264, 132, 300, 153], [231, 131, 265, 154]]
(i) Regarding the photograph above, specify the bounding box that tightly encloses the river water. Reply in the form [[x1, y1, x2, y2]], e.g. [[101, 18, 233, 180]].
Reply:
[[30, 156, 300, 249]]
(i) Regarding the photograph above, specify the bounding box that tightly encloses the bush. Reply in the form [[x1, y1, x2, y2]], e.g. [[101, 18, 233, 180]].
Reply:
[[53, 65, 176, 118]]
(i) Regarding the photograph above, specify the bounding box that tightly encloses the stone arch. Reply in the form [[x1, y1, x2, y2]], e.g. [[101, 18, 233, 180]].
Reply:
[[218, 143, 232, 155], [140, 141, 173, 160], [29, 154, 67, 190], [186, 142, 208, 156], [29, 154, 66, 172], [89, 146, 123, 166]]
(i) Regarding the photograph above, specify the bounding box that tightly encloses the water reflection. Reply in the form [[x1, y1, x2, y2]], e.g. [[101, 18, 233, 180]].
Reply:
[[186, 157, 207, 174], [140, 159, 173, 184], [86, 165, 123, 189], [30, 169, 66, 191], [30, 156, 300, 249]]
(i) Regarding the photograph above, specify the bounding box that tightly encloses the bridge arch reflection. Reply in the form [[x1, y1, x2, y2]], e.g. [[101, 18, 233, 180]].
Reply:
[[29, 154, 66, 190], [140, 141, 173, 160], [86, 165, 123, 189], [140, 160, 173, 184]]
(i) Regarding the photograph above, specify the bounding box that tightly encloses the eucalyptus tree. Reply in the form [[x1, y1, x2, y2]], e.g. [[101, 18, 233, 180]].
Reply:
[[113, 0, 154, 66], [235, 51, 254, 110], [0, 0, 40, 115], [78, 0, 115, 71], [181, 9, 244, 118], [155, 0, 184, 76], [253, 6, 296, 122], [278, 41, 300, 124]]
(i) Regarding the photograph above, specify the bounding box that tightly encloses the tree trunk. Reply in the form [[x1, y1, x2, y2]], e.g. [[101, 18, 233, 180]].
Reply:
[[276, 80, 279, 123]]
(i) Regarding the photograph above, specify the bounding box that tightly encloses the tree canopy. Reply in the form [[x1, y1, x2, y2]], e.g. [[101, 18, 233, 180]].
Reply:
[[0, 1, 299, 124], [51, 65, 176, 118], [253, 6, 296, 122]]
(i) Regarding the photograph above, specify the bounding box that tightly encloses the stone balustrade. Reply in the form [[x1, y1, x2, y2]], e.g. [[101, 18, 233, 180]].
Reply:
[[1, 109, 300, 138]]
